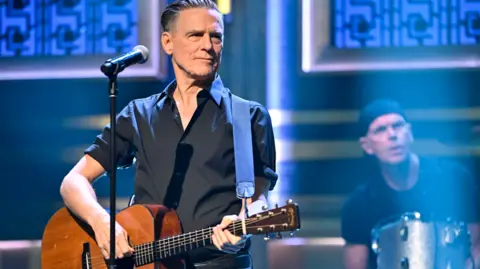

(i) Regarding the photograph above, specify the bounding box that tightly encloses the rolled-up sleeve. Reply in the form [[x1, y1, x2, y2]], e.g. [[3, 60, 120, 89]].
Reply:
[[84, 101, 136, 171], [250, 102, 278, 190]]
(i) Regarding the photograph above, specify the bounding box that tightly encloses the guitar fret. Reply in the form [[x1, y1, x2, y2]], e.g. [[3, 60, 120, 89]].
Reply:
[[143, 242, 146, 261], [183, 233, 187, 252], [174, 235, 178, 255], [140, 242, 145, 265], [167, 236, 170, 257], [202, 229, 206, 246], [149, 242, 154, 263], [155, 241, 160, 260], [194, 231, 198, 248], [138, 243, 142, 265]]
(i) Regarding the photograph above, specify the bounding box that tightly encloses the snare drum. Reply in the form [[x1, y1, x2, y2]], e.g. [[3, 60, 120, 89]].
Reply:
[[371, 212, 471, 269]]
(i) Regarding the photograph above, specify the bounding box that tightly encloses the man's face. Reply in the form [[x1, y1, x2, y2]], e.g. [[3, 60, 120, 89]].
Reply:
[[360, 113, 413, 165], [161, 8, 224, 80]]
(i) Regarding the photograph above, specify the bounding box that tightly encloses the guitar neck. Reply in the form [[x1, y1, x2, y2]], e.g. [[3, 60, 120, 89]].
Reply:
[[133, 223, 242, 266], [131, 202, 300, 267]]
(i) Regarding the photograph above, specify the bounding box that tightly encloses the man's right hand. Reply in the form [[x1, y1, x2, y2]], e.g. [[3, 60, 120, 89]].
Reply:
[[90, 214, 134, 260]]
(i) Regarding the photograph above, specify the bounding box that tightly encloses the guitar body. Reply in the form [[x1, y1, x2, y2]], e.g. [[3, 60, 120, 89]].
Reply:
[[41, 200, 301, 269], [41, 204, 185, 269]]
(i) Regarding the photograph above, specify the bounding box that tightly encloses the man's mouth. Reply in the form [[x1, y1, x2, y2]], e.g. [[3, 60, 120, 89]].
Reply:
[[389, 145, 404, 153]]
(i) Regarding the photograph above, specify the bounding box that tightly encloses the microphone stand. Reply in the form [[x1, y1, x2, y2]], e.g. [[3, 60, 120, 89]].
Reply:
[[100, 45, 148, 268], [107, 74, 118, 269]]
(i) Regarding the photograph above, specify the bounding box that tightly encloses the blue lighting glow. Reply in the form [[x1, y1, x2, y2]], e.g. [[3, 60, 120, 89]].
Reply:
[[267, 0, 294, 202]]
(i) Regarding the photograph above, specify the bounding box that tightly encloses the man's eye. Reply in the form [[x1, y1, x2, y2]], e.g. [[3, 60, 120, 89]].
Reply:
[[393, 122, 405, 129], [374, 127, 386, 134]]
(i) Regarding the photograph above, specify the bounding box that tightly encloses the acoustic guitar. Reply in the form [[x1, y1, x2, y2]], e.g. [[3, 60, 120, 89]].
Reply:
[[41, 200, 301, 269]]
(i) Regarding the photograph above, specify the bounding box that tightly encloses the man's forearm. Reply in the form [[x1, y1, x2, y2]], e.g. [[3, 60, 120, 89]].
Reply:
[[60, 173, 109, 226]]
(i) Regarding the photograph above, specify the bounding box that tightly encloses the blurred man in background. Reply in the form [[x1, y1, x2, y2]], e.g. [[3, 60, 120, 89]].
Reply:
[[340, 99, 480, 269]]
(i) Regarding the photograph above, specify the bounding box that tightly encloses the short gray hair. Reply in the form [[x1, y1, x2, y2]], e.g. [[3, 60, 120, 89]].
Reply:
[[161, 0, 221, 32]]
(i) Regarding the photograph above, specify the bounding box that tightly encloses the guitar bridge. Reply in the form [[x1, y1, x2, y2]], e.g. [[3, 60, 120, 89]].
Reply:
[[82, 243, 92, 269]]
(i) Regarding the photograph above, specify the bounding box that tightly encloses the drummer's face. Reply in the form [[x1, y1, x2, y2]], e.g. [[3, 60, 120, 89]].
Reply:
[[360, 113, 413, 164]]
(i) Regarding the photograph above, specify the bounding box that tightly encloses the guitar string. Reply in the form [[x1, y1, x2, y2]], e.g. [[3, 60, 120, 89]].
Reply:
[[141, 214, 281, 256], [88, 213, 287, 267], [91, 225, 276, 268], [87, 217, 266, 268], [88, 217, 268, 267], [90, 213, 290, 268]]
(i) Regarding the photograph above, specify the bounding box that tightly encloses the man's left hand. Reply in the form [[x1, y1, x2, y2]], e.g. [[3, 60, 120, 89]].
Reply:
[[211, 215, 249, 254]]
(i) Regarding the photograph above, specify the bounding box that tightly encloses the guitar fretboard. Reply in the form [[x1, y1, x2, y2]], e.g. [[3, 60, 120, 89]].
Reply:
[[133, 221, 244, 266]]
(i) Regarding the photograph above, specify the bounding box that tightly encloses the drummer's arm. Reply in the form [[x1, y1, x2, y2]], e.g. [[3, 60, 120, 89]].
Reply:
[[341, 193, 370, 269], [343, 244, 369, 269]]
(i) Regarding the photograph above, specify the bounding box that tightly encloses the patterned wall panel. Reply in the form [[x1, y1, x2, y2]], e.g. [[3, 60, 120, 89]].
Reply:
[[0, 0, 138, 56], [0, 0, 168, 80], [302, 0, 480, 72], [333, 0, 480, 48]]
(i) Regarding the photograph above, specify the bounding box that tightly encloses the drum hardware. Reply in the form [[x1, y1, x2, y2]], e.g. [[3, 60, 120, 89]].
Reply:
[[400, 226, 408, 241], [371, 212, 470, 269], [444, 226, 461, 246], [371, 240, 381, 254]]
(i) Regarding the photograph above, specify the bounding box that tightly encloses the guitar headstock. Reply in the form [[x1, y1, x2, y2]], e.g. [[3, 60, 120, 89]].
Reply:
[[244, 199, 301, 240]]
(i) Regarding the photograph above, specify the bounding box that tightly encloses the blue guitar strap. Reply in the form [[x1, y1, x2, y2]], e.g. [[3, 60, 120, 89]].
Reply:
[[230, 94, 255, 199]]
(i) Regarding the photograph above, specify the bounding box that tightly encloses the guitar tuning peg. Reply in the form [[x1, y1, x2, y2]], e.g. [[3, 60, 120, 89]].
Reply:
[[276, 232, 282, 239], [289, 232, 295, 237], [286, 199, 294, 205], [275, 203, 278, 208], [262, 204, 269, 211]]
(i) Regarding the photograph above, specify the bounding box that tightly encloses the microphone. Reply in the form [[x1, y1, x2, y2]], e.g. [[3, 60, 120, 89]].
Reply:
[[101, 45, 149, 76]]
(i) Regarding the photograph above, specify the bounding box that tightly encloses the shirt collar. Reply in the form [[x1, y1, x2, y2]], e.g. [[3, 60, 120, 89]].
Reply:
[[159, 75, 224, 106]]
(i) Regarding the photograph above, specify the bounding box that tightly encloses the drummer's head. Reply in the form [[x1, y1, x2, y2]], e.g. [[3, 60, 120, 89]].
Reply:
[[358, 99, 413, 165]]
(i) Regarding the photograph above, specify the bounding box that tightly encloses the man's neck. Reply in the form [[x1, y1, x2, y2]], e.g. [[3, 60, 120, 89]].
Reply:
[[172, 70, 215, 106], [380, 153, 419, 191]]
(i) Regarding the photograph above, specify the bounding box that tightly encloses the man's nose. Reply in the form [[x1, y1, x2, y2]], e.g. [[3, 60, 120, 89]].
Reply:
[[201, 35, 213, 50], [387, 127, 398, 140]]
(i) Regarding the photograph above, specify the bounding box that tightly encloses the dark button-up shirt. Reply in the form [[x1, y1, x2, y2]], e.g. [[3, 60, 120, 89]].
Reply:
[[84, 76, 277, 262]]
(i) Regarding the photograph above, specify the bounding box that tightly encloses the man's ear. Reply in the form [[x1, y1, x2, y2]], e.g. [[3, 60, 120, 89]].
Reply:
[[359, 136, 374, 155], [161, 32, 173, 56]]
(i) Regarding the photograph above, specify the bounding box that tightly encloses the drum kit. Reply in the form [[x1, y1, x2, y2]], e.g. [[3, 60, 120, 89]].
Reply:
[[371, 212, 473, 269]]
